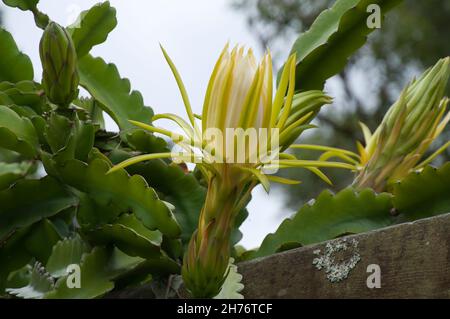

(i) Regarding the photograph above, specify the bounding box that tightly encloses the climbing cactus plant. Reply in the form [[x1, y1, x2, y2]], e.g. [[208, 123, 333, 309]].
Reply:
[[0, 0, 449, 299]]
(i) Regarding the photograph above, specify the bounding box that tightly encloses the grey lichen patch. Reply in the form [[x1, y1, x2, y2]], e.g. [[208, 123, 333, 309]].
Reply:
[[312, 238, 361, 283]]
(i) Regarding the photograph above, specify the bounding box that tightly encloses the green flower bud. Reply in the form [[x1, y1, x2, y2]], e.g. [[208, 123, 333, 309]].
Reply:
[[39, 22, 79, 107], [354, 57, 450, 192]]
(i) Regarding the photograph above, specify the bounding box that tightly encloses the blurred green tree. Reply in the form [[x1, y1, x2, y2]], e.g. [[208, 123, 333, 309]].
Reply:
[[232, 0, 450, 210]]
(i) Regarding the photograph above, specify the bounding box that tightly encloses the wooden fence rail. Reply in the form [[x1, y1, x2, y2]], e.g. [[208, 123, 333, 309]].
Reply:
[[239, 213, 450, 298]]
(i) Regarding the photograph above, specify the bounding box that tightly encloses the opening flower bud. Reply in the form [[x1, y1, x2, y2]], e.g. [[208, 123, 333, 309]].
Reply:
[[354, 57, 450, 191]]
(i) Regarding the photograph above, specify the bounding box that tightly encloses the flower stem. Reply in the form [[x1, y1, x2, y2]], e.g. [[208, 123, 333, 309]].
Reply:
[[182, 166, 249, 298]]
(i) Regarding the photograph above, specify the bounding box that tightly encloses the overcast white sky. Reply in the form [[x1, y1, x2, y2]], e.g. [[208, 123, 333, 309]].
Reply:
[[1, 0, 294, 249]]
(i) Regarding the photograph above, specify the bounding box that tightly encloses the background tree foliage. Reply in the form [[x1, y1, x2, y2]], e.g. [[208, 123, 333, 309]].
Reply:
[[232, 0, 450, 210]]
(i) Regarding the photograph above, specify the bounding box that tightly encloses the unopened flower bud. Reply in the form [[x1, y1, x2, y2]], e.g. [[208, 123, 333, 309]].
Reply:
[[39, 22, 79, 107]]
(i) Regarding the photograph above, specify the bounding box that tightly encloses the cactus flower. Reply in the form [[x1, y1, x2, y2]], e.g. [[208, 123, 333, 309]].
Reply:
[[110, 44, 354, 297]]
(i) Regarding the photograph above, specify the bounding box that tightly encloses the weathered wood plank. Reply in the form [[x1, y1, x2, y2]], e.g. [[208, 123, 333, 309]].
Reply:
[[239, 213, 450, 299]]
